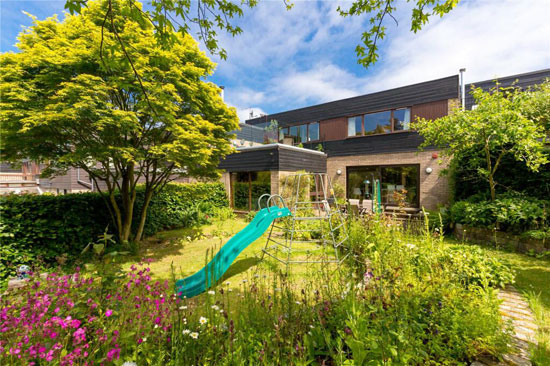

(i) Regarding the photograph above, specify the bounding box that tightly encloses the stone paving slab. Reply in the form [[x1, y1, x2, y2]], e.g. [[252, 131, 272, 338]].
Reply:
[[472, 285, 538, 366]]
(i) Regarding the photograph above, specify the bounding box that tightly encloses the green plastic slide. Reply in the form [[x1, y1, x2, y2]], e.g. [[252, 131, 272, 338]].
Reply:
[[175, 206, 291, 298]]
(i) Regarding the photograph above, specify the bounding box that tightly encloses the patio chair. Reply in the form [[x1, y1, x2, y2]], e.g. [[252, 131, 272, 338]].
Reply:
[[360, 199, 373, 215]]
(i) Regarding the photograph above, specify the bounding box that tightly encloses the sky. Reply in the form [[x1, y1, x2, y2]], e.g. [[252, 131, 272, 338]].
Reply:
[[1, 0, 549, 122]]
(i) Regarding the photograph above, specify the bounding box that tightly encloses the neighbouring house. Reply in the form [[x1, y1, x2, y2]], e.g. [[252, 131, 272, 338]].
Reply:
[[220, 68, 550, 212], [0, 162, 194, 195]]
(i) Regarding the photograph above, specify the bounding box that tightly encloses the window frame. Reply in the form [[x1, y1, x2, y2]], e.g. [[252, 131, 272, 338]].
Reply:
[[308, 122, 320, 142], [345, 164, 421, 208], [281, 122, 321, 144], [345, 106, 412, 138]]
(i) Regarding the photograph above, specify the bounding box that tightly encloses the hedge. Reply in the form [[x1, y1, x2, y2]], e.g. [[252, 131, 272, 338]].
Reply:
[[448, 196, 549, 233], [0, 182, 228, 263]]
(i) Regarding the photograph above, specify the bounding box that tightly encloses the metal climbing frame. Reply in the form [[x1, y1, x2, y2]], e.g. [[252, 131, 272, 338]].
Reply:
[[261, 172, 348, 266]]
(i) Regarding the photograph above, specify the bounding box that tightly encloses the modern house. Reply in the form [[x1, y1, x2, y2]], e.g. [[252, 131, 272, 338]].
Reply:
[[220, 68, 550, 212]]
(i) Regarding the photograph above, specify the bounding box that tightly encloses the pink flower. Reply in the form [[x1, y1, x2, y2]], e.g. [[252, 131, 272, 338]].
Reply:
[[46, 350, 55, 361], [105, 309, 113, 318], [73, 328, 86, 344], [106, 345, 120, 361], [71, 319, 81, 329]]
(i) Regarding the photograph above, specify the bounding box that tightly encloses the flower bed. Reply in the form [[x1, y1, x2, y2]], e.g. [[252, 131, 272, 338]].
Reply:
[[1, 217, 514, 365]]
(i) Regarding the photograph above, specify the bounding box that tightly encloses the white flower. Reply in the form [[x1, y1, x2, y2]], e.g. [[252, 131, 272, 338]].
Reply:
[[309, 325, 314, 329], [142, 337, 147, 342], [228, 288, 233, 292], [211, 305, 220, 311], [242, 279, 248, 283], [154, 324, 159, 329], [207, 290, 215, 295], [295, 301, 301, 305], [186, 236, 192, 241], [190, 332, 199, 339], [225, 281, 231, 285], [406, 243, 416, 250], [199, 316, 208, 325], [160, 294, 163, 298], [182, 329, 191, 335], [122, 362, 137, 366], [274, 288, 281, 292], [179, 306, 188, 310], [183, 318, 187, 324]]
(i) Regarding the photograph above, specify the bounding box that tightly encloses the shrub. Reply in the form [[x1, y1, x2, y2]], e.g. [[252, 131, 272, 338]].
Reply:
[[448, 196, 549, 233], [0, 183, 228, 273]]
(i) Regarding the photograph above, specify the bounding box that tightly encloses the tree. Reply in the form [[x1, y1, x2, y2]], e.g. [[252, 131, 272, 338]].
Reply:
[[0, 0, 239, 243], [414, 82, 549, 201], [62, 0, 459, 69]]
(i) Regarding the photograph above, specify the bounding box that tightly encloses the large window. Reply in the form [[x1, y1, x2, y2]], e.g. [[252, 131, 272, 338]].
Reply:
[[393, 108, 411, 131], [346, 165, 419, 207], [299, 124, 308, 143], [348, 107, 412, 137], [348, 116, 362, 136], [364, 110, 392, 135], [280, 122, 320, 144], [309, 122, 319, 141]]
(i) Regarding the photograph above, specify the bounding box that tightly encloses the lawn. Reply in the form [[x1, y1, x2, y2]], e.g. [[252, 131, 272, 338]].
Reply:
[[123, 216, 339, 291], [126, 216, 550, 364]]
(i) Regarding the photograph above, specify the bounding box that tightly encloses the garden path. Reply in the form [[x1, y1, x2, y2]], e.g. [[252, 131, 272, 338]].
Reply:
[[473, 285, 538, 366]]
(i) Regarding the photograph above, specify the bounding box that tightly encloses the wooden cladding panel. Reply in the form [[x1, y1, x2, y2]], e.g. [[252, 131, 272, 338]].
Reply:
[[319, 117, 347, 142], [411, 99, 448, 122], [247, 75, 458, 127]]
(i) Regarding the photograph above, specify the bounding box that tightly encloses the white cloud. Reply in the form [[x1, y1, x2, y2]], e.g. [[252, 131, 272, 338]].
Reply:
[[234, 106, 267, 123], [220, 0, 550, 115], [364, 0, 550, 91], [272, 63, 361, 104]]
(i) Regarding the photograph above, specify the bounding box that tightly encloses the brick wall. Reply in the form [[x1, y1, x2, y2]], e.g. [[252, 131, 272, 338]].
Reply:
[[326, 150, 450, 210]]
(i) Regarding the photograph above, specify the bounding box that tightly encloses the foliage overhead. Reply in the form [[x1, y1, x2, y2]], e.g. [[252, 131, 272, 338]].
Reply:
[[62, 0, 460, 69], [0, 0, 239, 242], [414, 81, 549, 201], [338, 0, 459, 67]]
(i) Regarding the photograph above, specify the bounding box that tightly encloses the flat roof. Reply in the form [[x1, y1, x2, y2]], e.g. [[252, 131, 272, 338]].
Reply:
[[235, 143, 327, 156]]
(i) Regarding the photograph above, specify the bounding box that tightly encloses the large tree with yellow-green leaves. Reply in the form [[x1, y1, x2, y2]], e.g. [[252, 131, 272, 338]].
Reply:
[[0, 0, 239, 243]]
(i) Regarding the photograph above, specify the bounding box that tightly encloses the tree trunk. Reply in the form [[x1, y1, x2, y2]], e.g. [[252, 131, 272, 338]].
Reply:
[[483, 143, 496, 201], [134, 186, 154, 242], [488, 174, 496, 202], [119, 165, 136, 243]]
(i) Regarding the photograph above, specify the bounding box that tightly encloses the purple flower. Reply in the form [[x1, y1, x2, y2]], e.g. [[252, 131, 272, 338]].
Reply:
[[105, 309, 113, 318], [106, 345, 121, 361]]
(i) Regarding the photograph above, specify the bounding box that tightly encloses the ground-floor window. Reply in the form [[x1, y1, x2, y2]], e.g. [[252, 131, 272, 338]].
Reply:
[[346, 165, 419, 207], [232, 171, 271, 211]]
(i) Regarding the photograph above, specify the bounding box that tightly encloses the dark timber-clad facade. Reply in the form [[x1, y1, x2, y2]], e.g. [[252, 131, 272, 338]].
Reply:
[[220, 69, 549, 211]]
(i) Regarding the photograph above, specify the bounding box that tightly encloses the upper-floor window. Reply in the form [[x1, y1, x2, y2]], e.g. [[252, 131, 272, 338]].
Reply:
[[309, 122, 319, 141], [347, 116, 362, 136], [393, 108, 411, 131], [364, 110, 392, 135], [280, 122, 320, 144], [348, 107, 411, 137]]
